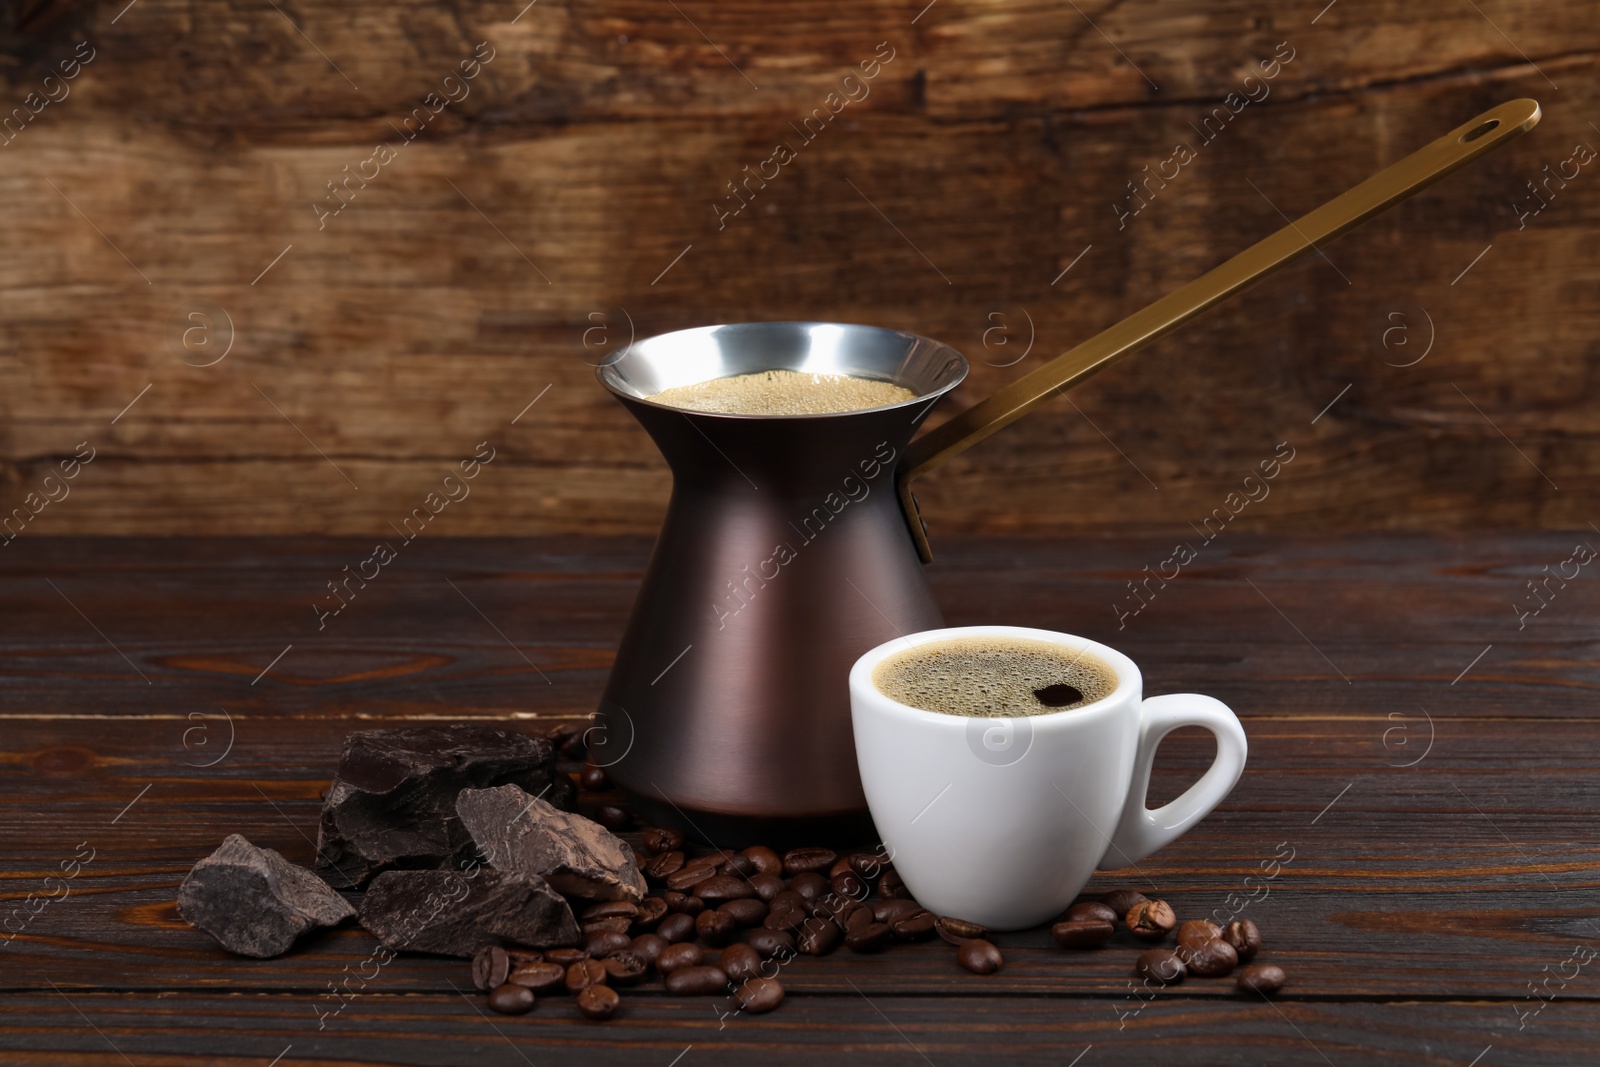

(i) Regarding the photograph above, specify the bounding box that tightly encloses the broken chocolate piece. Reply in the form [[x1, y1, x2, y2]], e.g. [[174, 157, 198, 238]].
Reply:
[[177, 834, 354, 958], [456, 784, 647, 903], [358, 868, 581, 957], [314, 724, 574, 888]]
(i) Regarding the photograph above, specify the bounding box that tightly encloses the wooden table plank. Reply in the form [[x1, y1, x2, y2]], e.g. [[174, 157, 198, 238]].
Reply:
[[3, 534, 1597, 1063], [3, 992, 1590, 1066], [2, 711, 1598, 998], [0, 533, 1594, 719]]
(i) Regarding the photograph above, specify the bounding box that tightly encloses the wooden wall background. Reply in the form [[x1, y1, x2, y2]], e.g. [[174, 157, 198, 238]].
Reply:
[[0, 0, 1595, 537]]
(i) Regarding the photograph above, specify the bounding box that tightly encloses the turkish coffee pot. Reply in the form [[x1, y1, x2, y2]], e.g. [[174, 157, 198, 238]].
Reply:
[[588, 100, 1539, 846]]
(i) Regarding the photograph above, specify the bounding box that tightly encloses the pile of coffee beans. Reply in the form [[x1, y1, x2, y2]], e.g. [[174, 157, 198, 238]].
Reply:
[[473, 823, 1009, 1018], [1052, 887, 1287, 994], [464, 732, 1286, 1020]]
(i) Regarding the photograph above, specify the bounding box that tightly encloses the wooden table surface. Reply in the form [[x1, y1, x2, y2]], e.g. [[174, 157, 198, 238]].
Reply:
[[3, 532, 1597, 1065]]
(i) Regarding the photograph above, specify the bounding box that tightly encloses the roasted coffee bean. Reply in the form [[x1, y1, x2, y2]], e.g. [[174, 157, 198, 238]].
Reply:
[[505, 948, 544, 968], [740, 845, 784, 876], [546, 722, 582, 753], [831, 871, 867, 900], [632, 897, 668, 931], [782, 847, 837, 876], [1126, 899, 1178, 940], [788, 872, 827, 902], [585, 929, 632, 957], [564, 959, 607, 993], [873, 898, 925, 924], [576, 983, 621, 1020], [657, 912, 696, 944], [584, 917, 633, 935], [666, 864, 718, 892], [667, 873, 713, 901], [769, 889, 805, 911], [557, 726, 587, 760], [545, 720, 581, 745], [811, 893, 853, 925], [679, 850, 718, 871], [935, 916, 991, 945], [545, 947, 589, 965], [849, 853, 889, 879], [720, 942, 763, 982], [694, 874, 757, 902], [629, 933, 666, 968], [845, 921, 893, 953], [1102, 889, 1148, 916], [603, 950, 649, 986], [578, 762, 610, 791], [719, 898, 768, 928], [656, 942, 704, 974], [879, 869, 911, 899], [1236, 963, 1286, 994], [641, 827, 686, 855], [1222, 919, 1261, 962], [1183, 938, 1238, 977], [749, 873, 786, 902], [676, 895, 707, 917], [696, 907, 738, 947], [488, 982, 536, 1015], [644, 851, 686, 880], [472, 945, 511, 991], [762, 903, 805, 932], [664, 965, 730, 996], [595, 804, 633, 831], [828, 856, 855, 879], [956, 939, 1004, 975], [796, 918, 843, 956], [1064, 901, 1119, 926], [1134, 948, 1185, 985], [1177, 919, 1221, 951], [1051, 918, 1115, 948], [890, 910, 938, 941], [841, 902, 875, 933], [508, 961, 566, 992], [582, 900, 639, 922], [702, 849, 739, 870], [746, 928, 796, 958], [734, 976, 785, 1014], [724, 853, 757, 878]]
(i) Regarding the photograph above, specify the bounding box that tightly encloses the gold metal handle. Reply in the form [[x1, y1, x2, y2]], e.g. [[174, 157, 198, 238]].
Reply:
[[897, 98, 1541, 563]]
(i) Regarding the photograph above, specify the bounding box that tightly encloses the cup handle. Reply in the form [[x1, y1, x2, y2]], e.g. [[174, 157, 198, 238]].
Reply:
[[1096, 694, 1248, 871]]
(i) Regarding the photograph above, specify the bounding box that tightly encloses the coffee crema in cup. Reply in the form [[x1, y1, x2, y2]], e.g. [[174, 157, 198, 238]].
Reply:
[[646, 368, 917, 416], [871, 636, 1119, 717]]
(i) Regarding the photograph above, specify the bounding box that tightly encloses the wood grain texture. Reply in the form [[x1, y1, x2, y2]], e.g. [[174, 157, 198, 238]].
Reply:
[[8, 993, 1596, 1066], [0, 3, 1596, 535], [0, 533, 1594, 718], [3, 534, 1600, 1062], [5, 713, 1600, 999]]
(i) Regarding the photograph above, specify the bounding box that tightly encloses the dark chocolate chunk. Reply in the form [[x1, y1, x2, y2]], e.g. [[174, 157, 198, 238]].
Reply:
[[456, 785, 647, 903], [177, 834, 354, 958], [314, 724, 573, 888], [358, 868, 580, 957]]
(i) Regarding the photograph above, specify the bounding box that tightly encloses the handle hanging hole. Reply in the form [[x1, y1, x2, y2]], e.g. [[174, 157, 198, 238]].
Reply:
[[1462, 119, 1500, 143]]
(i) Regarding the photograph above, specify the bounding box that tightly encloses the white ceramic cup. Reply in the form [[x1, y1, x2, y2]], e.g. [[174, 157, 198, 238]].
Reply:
[[850, 625, 1248, 930]]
